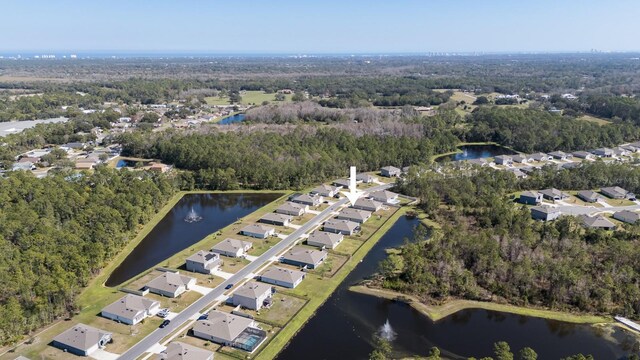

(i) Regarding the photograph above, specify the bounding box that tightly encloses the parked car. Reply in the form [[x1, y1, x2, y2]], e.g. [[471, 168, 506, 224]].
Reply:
[[225, 283, 234, 290], [157, 309, 169, 318], [159, 319, 171, 328], [197, 314, 208, 321]]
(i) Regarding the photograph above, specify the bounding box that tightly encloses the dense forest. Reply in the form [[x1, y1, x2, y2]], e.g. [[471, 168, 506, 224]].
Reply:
[[383, 162, 640, 319], [0, 169, 175, 344]]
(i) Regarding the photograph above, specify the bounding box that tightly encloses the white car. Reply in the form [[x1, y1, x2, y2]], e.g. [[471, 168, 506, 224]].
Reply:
[[157, 309, 169, 318]]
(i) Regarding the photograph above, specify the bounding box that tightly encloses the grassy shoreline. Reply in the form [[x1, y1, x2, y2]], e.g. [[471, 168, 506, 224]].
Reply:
[[349, 285, 611, 324], [254, 207, 409, 360], [430, 141, 520, 162]]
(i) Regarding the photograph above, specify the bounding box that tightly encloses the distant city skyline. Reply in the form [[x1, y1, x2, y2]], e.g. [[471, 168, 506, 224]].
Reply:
[[2, 0, 639, 53]]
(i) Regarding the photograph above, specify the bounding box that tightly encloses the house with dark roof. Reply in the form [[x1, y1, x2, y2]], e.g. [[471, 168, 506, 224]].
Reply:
[[530, 206, 561, 221], [549, 151, 571, 160], [512, 154, 532, 164], [336, 208, 372, 224], [241, 224, 275, 239], [600, 186, 629, 199], [613, 210, 640, 224], [157, 342, 214, 360], [539, 188, 569, 201], [592, 148, 614, 157], [212, 238, 252, 258], [577, 190, 600, 203], [380, 166, 401, 177], [276, 202, 307, 216], [186, 251, 222, 274], [323, 219, 360, 235], [231, 281, 273, 310], [333, 178, 353, 189], [101, 294, 160, 325], [52, 324, 112, 356], [146, 272, 196, 298], [281, 246, 328, 269], [259, 213, 291, 227], [572, 151, 595, 160], [519, 191, 542, 205], [306, 230, 344, 249], [260, 266, 306, 289], [494, 155, 513, 165], [530, 153, 552, 162], [580, 215, 616, 230]]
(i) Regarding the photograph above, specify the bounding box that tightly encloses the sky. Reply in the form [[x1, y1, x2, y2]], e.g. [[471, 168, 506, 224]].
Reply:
[[1, 0, 639, 54]]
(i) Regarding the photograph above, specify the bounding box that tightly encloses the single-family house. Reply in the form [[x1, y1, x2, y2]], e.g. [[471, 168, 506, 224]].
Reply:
[[241, 224, 275, 239], [146, 272, 196, 298], [530, 206, 561, 221], [509, 168, 528, 179], [530, 153, 552, 162], [323, 219, 360, 235], [356, 173, 378, 183], [519, 191, 542, 205], [613, 210, 640, 224], [260, 266, 305, 289], [157, 342, 214, 360], [622, 145, 640, 153], [512, 155, 531, 164], [186, 251, 222, 274], [368, 190, 399, 204], [306, 230, 344, 249], [600, 186, 629, 199], [311, 184, 340, 197], [561, 162, 581, 170], [592, 148, 614, 158], [380, 166, 401, 177], [494, 155, 513, 165], [192, 310, 266, 352], [549, 151, 571, 160], [231, 281, 273, 310], [352, 198, 383, 212], [259, 213, 291, 227], [336, 208, 372, 223], [291, 193, 323, 207], [333, 178, 352, 189], [580, 215, 616, 230], [613, 147, 631, 157], [212, 238, 252, 258], [577, 190, 600, 203], [12, 162, 34, 171], [467, 158, 490, 167], [52, 324, 112, 357], [572, 151, 595, 160], [149, 163, 171, 173], [276, 202, 308, 216], [101, 294, 160, 325], [539, 188, 569, 201], [61, 142, 85, 150], [281, 246, 328, 269]]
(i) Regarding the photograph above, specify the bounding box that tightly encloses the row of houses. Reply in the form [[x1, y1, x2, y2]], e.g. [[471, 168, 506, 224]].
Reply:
[[520, 186, 635, 207]]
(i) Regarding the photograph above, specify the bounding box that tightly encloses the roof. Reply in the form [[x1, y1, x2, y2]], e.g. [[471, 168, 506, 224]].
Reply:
[[186, 251, 219, 266], [512, 155, 529, 161], [102, 294, 159, 319], [530, 152, 549, 159], [158, 342, 213, 360], [234, 281, 272, 299], [337, 208, 372, 221], [261, 266, 305, 284], [577, 190, 599, 200], [573, 151, 592, 157], [146, 272, 195, 293], [277, 202, 306, 213], [593, 148, 614, 154], [282, 246, 327, 265], [381, 166, 401, 172], [539, 188, 567, 198], [193, 311, 253, 342], [260, 213, 291, 223], [353, 198, 382, 210], [356, 173, 376, 181], [494, 155, 512, 160], [292, 193, 321, 203], [549, 151, 568, 157], [53, 323, 111, 352], [601, 186, 628, 197], [520, 191, 539, 198], [369, 190, 398, 201], [581, 215, 616, 229], [333, 179, 351, 188], [614, 210, 640, 223], [324, 219, 359, 232], [241, 223, 274, 235], [307, 230, 343, 247], [531, 206, 559, 215], [311, 184, 339, 194], [213, 238, 252, 253]]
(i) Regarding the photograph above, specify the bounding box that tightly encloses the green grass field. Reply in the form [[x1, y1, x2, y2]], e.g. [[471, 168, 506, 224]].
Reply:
[[205, 91, 293, 106], [578, 115, 612, 126]]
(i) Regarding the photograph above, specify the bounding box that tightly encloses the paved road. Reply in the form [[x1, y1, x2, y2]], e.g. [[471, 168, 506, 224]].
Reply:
[[118, 183, 393, 360]]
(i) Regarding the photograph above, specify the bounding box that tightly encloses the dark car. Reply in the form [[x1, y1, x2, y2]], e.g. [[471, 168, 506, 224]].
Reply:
[[225, 283, 234, 290], [159, 319, 171, 328], [197, 314, 208, 321]]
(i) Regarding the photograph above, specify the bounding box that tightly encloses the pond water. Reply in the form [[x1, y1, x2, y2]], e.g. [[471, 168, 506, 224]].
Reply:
[[116, 159, 138, 168], [277, 217, 633, 360], [436, 144, 517, 162], [218, 113, 245, 125], [105, 192, 282, 287]]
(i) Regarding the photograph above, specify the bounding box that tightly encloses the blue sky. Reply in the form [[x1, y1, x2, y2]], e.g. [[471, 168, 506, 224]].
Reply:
[[1, 0, 639, 53]]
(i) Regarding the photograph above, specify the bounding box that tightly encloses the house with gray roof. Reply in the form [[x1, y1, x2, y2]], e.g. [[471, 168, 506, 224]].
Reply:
[[512, 154, 532, 164], [336, 208, 372, 224], [310, 184, 340, 197], [241, 224, 275, 239], [530, 206, 561, 221], [291, 193, 323, 207], [276, 202, 308, 216], [281, 246, 328, 269], [577, 190, 599, 203], [259, 213, 291, 227], [333, 178, 353, 189], [467, 158, 491, 167], [307, 230, 344, 249], [539, 188, 569, 201], [323, 219, 360, 235], [212, 238, 252, 258], [52, 323, 112, 356], [101, 294, 160, 325], [368, 190, 399, 204], [600, 186, 629, 199], [519, 191, 542, 205], [580, 215, 616, 230], [380, 166, 401, 177], [509, 168, 528, 179], [186, 251, 222, 274], [260, 266, 305, 289], [231, 281, 273, 310], [613, 210, 640, 224], [12, 162, 35, 171], [352, 198, 383, 212], [613, 147, 631, 157], [157, 342, 214, 360], [572, 151, 595, 160], [193, 310, 266, 352], [356, 173, 378, 183], [592, 148, 614, 157], [622, 144, 640, 153], [549, 151, 571, 160], [494, 155, 513, 165], [146, 272, 196, 298], [530, 153, 552, 162]]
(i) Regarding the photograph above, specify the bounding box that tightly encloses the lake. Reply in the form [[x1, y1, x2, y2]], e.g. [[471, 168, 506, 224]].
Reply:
[[277, 217, 632, 359], [436, 144, 517, 162], [115, 159, 138, 168], [218, 113, 245, 125], [105, 192, 282, 287]]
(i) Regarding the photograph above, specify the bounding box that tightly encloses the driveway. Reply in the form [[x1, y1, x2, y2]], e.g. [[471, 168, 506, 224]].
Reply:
[[91, 349, 120, 360], [190, 285, 212, 295]]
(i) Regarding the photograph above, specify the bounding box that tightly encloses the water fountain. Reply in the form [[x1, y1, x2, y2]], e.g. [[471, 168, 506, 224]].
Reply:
[[184, 207, 203, 223], [378, 319, 397, 341]]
